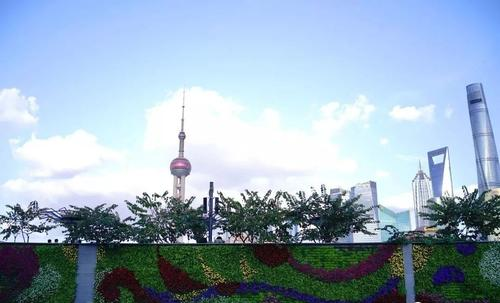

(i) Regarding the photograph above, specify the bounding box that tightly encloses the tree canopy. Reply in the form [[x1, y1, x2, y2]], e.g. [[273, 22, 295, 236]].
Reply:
[[420, 186, 500, 240], [284, 185, 376, 243], [60, 204, 131, 243], [0, 201, 54, 243], [126, 191, 206, 243]]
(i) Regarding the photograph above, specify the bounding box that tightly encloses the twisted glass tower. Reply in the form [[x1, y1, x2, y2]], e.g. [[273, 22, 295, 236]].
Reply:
[[467, 83, 500, 193]]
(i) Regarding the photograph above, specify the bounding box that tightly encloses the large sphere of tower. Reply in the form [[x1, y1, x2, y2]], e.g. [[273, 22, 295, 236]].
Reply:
[[170, 157, 191, 176]]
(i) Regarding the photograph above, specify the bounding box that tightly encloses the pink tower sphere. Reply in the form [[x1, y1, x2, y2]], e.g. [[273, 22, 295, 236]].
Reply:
[[170, 157, 192, 176]]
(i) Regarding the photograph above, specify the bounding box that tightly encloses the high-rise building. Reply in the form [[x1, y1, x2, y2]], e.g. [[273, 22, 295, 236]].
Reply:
[[350, 181, 381, 242], [350, 181, 379, 221], [427, 147, 454, 198], [467, 83, 500, 193], [170, 91, 192, 201], [378, 205, 411, 242], [412, 162, 433, 229]]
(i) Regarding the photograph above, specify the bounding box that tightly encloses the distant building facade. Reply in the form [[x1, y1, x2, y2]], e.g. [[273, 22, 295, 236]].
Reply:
[[467, 83, 500, 193], [427, 147, 454, 198], [349, 181, 381, 243], [379, 205, 411, 242], [412, 163, 433, 230]]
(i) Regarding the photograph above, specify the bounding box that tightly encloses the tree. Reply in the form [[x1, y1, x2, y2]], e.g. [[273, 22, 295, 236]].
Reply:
[[421, 186, 500, 240], [0, 201, 54, 243], [126, 191, 206, 243], [217, 190, 292, 243], [60, 204, 131, 243], [285, 185, 376, 243]]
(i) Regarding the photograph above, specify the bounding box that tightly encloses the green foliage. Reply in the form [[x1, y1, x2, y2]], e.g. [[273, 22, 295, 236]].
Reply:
[[479, 243, 500, 287], [217, 190, 292, 243], [16, 265, 61, 303], [420, 186, 500, 240], [285, 186, 375, 243], [60, 204, 131, 243], [0, 201, 54, 243], [126, 192, 206, 243]]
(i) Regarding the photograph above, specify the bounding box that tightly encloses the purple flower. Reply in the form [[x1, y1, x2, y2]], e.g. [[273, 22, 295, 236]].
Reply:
[[432, 266, 465, 285], [456, 243, 477, 256]]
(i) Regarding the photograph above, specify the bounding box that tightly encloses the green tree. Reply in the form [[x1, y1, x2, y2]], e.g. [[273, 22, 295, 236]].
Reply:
[[60, 204, 131, 243], [126, 191, 206, 243], [285, 185, 376, 243], [421, 186, 500, 240], [217, 190, 292, 243], [0, 201, 54, 242]]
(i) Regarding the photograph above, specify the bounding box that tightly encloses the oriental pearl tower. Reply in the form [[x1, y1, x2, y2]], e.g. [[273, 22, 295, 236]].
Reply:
[[170, 91, 191, 201]]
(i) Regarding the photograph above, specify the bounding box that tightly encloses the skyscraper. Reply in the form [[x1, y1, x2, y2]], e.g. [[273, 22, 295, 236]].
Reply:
[[428, 147, 454, 198], [170, 91, 191, 201], [467, 83, 500, 193], [412, 162, 433, 229], [350, 181, 381, 242], [350, 181, 379, 221]]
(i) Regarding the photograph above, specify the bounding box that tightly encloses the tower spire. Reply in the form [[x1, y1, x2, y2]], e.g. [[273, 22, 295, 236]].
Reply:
[[170, 89, 192, 202], [419, 160, 422, 171], [178, 89, 186, 157]]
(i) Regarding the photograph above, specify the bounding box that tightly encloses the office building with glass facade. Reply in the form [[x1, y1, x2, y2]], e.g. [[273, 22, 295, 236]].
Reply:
[[379, 205, 411, 241], [350, 181, 381, 242], [427, 147, 454, 198], [467, 83, 500, 193], [412, 163, 433, 229]]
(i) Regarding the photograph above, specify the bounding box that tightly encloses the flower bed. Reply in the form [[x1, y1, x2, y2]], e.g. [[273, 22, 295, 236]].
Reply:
[[0, 244, 77, 303], [95, 244, 400, 303]]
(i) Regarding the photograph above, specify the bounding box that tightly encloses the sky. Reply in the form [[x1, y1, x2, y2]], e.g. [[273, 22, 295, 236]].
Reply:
[[1, 1, 500, 240]]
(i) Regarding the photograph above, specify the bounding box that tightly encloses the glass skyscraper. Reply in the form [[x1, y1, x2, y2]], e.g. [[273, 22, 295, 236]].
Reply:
[[379, 206, 411, 241], [412, 163, 433, 229], [350, 181, 381, 242], [427, 146, 454, 198], [467, 83, 500, 193]]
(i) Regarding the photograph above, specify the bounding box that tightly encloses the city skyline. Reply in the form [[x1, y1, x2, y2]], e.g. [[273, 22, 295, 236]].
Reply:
[[1, 1, 500, 235]]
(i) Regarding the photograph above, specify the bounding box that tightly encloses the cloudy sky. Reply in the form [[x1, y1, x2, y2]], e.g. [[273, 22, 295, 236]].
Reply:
[[1, 1, 500, 236]]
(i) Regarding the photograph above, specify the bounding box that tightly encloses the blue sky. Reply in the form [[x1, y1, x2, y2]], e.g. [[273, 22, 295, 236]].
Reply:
[[1, 1, 500, 230]]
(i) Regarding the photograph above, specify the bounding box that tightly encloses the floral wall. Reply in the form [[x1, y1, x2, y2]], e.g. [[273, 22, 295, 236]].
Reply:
[[413, 243, 500, 302], [94, 244, 404, 303], [0, 244, 78, 303]]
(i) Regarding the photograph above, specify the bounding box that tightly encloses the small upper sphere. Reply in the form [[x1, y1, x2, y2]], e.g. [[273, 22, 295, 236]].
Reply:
[[170, 157, 191, 176]]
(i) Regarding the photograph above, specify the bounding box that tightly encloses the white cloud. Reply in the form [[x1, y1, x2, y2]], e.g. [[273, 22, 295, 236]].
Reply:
[[389, 104, 435, 122], [0, 88, 39, 125], [379, 137, 389, 145], [312, 95, 375, 137], [144, 87, 359, 188], [1, 87, 368, 223], [10, 130, 124, 178], [444, 106, 454, 119], [396, 154, 425, 163], [382, 191, 413, 212], [375, 170, 390, 178]]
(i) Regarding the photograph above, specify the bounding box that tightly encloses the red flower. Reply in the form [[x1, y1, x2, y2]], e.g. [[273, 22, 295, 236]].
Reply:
[[98, 268, 157, 303], [287, 245, 397, 282], [158, 255, 207, 293], [253, 244, 290, 267], [215, 282, 241, 296]]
